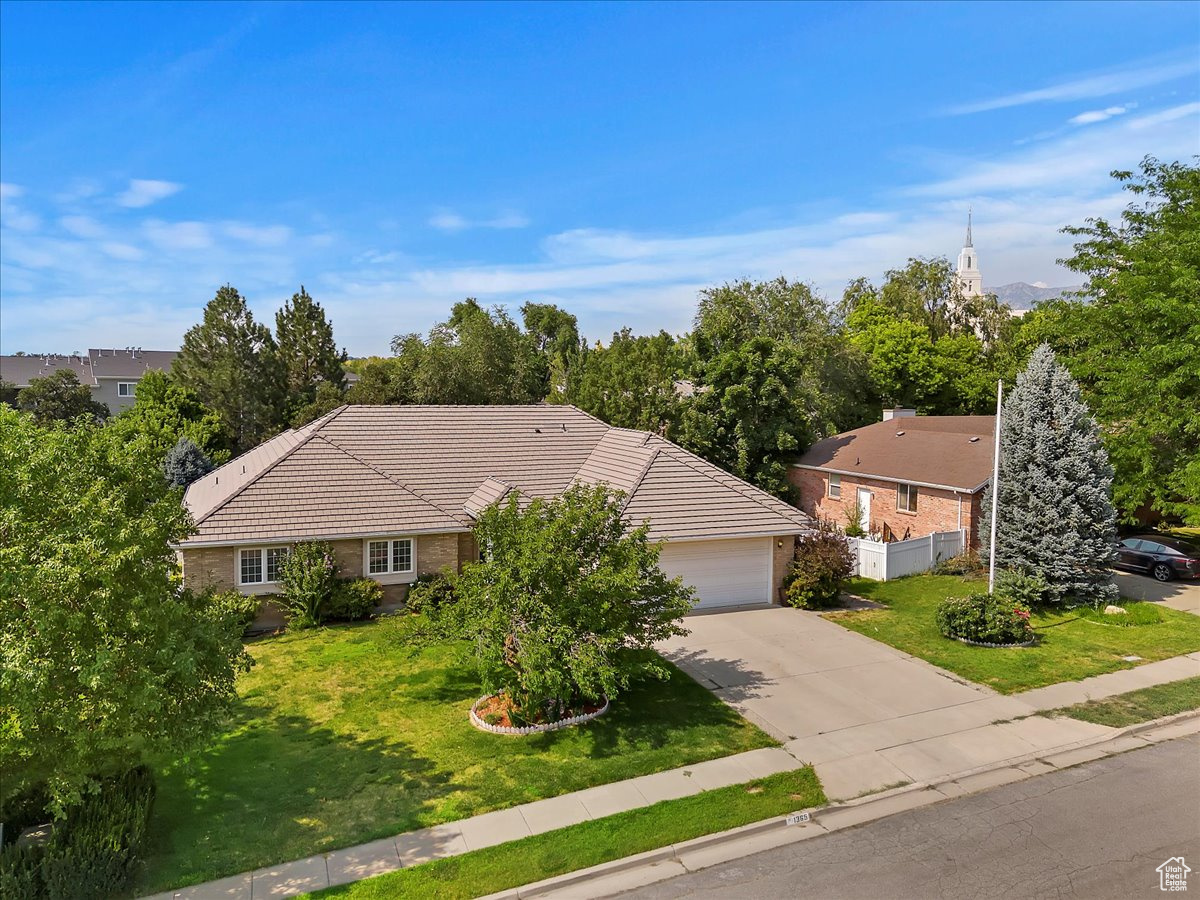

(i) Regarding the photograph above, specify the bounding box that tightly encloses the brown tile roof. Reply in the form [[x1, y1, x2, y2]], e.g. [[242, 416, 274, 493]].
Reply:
[[794, 415, 996, 493], [182, 404, 812, 546]]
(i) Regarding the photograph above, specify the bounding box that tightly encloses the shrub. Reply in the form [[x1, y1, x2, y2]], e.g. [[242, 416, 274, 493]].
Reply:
[[932, 550, 986, 577], [210, 589, 262, 633], [844, 500, 866, 538], [936, 593, 1034, 645], [405, 570, 458, 615], [0, 767, 156, 900], [783, 524, 854, 610], [279, 541, 339, 629], [996, 568, 1050, 608], [326, 578, 382, 622], [161, 436, 214, 487]]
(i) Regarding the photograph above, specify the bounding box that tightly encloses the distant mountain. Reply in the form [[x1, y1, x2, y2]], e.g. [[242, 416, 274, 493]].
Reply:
[[988, 282, 1084, 310]]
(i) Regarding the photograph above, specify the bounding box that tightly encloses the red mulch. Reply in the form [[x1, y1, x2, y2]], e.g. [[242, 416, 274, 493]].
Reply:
[[476, 693, 604, 728]]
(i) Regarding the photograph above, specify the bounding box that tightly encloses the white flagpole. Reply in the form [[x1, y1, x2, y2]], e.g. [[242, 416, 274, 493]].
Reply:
[[988, 380, 1003, 594]]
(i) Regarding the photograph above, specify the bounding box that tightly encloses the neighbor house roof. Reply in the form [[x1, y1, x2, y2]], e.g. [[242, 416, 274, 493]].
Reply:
[[793, 415, 996, 493], [181, 404, 813, 546], [0, 348, 177, 387]]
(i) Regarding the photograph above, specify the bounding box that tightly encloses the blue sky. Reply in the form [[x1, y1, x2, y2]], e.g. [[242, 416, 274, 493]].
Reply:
[[1, 1, 1197, 355]]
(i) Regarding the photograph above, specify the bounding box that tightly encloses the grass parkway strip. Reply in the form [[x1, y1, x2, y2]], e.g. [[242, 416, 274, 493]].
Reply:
[[311, 768, 825, 899]]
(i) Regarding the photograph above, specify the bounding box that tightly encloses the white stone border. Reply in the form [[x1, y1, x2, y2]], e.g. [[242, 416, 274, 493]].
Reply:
[[953, 635, 1038, 648], [469, 694, 610, 735]]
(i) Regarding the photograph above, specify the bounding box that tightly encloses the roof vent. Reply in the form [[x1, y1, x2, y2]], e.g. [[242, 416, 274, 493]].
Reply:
[[969, 436, 981, 443], [561, 423, 567, 432], [896, 430, 905, 436], [534, 427, 542, 433]]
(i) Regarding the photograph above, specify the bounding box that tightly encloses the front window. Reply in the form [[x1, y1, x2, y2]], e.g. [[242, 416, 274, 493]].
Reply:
[[239, 546, 288, 585], [117, 381, 137, 397], [828, 473, 841, 499], [239, 549, 264, 585], [266, 547, 289, 582], [368, 538, 414, 575], [897, 483, 918, 513]]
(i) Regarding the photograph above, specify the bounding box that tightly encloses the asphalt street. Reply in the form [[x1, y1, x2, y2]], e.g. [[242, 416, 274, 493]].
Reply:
[[616, 734, 1200, 900]]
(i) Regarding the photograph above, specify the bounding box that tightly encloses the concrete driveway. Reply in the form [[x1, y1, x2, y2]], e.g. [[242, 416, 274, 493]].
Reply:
[[1114, 569, 1200, 614], [658, 605, 1032, 747], [657, 605, 1115, 799]]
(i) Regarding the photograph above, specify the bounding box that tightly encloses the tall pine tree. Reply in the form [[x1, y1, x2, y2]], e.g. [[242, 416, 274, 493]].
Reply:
[[276, 286, 347, 419], [173, 285, 285, 453], [982, 344, 1118, 606]]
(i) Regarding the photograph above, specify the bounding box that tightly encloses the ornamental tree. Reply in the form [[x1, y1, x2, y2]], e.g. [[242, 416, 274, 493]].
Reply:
[[981, 345, 1118, 606], [409, 483, 694, 717], [0, 407, 250, 809], [16, 369, 109, 424]]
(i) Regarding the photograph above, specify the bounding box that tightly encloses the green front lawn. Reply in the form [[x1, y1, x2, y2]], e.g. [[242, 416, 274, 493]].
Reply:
[[316, 768, 825, 900], [830, 575, 1200, 694], [1046, 677, 1200, 728], [137, 619, 773, 894]]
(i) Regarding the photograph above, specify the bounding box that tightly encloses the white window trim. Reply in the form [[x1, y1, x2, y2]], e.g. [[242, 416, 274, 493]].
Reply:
[[828, 473, 842, 499], [897, 483, 918, 514], [235, 545, 291, 595], [117, 381, 138, 397], [362, 536, 418, 585]]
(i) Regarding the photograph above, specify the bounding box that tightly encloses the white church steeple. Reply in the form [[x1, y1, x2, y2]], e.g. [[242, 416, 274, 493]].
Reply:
[[956, 208, 982, 298]]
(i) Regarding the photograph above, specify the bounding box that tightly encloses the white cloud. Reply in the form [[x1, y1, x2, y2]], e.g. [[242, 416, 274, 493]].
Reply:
[[0, 183, 24, 201], [100, 242, 145, 261], [428, 209, 530, 232], [1069, 105, 1131, 126], [60, 215, 107, 239], [116, 179, 183, 208], [0, 184, 40, 232], [143, 219, 213, 250], [947, 56, 1198, 115], [1128, 101, 1200, 130]]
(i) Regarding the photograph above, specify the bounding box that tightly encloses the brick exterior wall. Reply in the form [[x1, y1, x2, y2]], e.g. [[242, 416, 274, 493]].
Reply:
[[771, 534, 798, 604], [179, 531, 473, 629], [788, 467, 983, 549]]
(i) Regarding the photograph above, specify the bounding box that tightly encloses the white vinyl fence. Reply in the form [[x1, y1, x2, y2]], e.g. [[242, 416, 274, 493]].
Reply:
[[848, 529, 965, 581]]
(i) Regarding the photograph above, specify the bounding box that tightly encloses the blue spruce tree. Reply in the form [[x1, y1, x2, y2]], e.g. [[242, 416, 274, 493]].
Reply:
[[163, 435, 215, 488], [982, 345, 1117, 606]]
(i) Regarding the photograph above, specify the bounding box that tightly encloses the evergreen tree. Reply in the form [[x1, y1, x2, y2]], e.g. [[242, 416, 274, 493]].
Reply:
[[162, 435, 215, 487], [173, 285, 286, 452], [982, 345, 1118, 606], [275, 286, 347, 417]]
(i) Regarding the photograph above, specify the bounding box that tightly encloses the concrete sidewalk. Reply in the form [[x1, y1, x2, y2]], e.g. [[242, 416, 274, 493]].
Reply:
[[145, 647, 1200, 899]]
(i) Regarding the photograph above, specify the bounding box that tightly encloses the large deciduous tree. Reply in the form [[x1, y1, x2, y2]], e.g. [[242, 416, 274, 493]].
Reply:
[[0, 407, 250, 808], [565, 328, 691, 435], [683, 278, 869, 496], [104, 369, 229, 463], [275, 286, 347, 419], [982, 345, 1118, 606], [408, 484, 693, 718], [173, 285, 286, 452], [16, 369, 109, 424], [1032, 157, 1199, 524]]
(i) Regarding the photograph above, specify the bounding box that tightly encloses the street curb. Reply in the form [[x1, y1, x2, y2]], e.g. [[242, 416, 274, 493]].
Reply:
[[480, 711, 1200, 900]]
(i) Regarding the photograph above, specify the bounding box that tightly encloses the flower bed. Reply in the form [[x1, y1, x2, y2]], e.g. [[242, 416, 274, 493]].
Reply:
[[954, 635, 1037, 649], [469, 694, 610, 735]]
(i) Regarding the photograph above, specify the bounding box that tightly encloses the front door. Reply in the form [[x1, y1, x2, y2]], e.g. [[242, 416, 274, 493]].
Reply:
[[856, 487, 872, 534]]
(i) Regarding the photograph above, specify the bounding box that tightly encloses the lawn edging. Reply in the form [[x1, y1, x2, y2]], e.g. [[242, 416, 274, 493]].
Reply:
[[473, 710, 1200, 900]]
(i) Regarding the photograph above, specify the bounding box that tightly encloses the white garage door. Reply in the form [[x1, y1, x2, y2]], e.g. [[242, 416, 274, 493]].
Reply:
[[658, 537, 773, 610]]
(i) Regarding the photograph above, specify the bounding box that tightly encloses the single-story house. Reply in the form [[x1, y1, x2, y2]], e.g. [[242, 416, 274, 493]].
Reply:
[[0, 348, 177, 413], [789, 409, 994, 548], [180, 404, 814, 626]]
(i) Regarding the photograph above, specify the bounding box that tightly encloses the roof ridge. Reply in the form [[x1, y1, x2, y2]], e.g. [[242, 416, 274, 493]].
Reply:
[[616, 445, 660, 516], [649, 436, 811, 525], [315, 434, 469, 527]]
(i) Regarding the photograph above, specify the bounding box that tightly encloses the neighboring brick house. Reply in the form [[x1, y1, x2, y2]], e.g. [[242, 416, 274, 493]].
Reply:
[[179, 404, 814, 627], [0, 348, 177, 414], [789, 410, 994, 548]]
